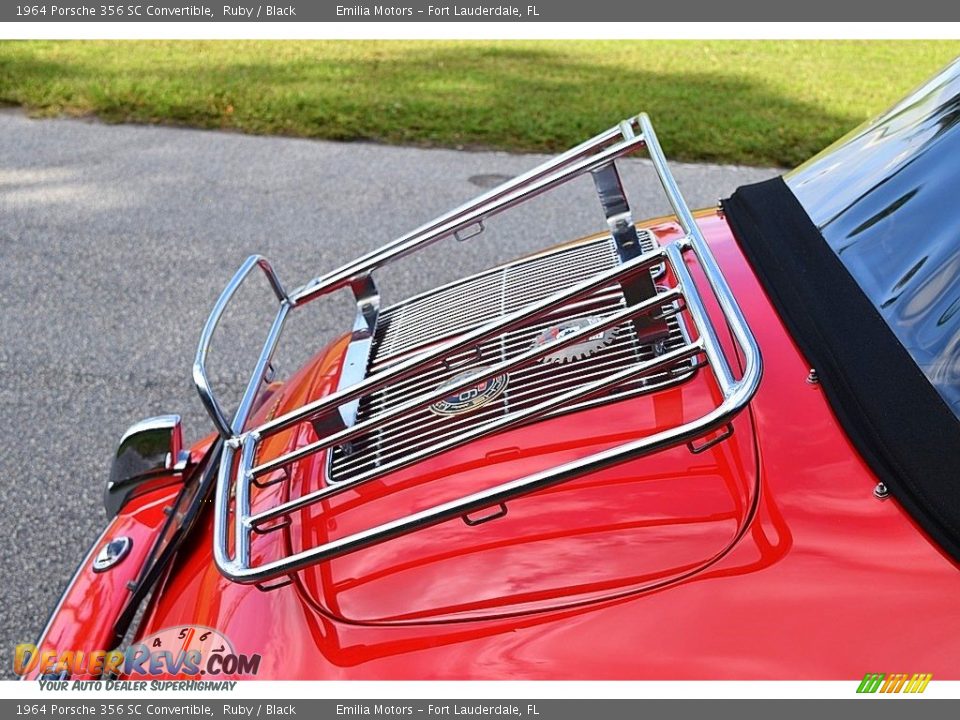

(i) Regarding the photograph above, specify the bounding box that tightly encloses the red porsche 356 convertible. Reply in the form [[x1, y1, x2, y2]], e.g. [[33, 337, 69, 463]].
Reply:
[[24, 59, 960, 681]]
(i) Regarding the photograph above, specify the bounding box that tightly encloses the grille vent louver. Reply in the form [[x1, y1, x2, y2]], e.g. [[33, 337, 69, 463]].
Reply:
[[329, 233, 696, 483]]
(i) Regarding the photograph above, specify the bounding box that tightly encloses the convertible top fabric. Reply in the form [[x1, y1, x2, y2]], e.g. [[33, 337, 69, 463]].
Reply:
[[723, 177, 960, 563]]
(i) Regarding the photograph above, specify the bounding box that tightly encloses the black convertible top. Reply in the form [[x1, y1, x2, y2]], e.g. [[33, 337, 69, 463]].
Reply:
[[722, 58, 960, 562], [724, 178, 960, 563], [788, 57, 960, 420]]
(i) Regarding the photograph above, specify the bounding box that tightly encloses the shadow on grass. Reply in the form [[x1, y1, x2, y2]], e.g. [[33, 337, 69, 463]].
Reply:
[[0, 43, 861, 166]]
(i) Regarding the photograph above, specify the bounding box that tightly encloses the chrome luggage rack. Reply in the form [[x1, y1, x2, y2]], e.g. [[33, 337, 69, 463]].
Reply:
[[194, 115, 762, 585]]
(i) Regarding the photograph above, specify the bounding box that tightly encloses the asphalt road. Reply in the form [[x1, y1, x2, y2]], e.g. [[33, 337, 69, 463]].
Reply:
[[0, 109, 776, 673]]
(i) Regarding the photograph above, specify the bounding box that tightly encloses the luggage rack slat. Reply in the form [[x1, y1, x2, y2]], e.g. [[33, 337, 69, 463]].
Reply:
[[256, 246, 667, 440], [195, 114, 763, 584]]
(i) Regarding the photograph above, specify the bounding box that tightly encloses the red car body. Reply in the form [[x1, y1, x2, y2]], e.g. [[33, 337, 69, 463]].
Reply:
[[28, 210, 960, 680], [27, 59, 960, 683]]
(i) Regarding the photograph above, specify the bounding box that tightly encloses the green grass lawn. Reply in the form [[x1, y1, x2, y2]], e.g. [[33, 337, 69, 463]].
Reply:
[[1, 40, 958, 166]]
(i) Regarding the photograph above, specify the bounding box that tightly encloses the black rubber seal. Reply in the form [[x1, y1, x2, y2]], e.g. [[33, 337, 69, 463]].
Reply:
[[723, 177, 960, 563]]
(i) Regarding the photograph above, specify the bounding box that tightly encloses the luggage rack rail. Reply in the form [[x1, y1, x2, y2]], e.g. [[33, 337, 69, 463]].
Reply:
[[194, 114, 762, 584]]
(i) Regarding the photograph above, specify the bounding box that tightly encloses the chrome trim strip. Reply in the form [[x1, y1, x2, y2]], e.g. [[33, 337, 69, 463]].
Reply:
[[225, 337, 750, 583], [250, 342, 700, 529], [195, 114, 763, 584], [291, 120, 639, 303], [258, 249, 666, 439], [334, 275, 381, 429], [193, 255, 290, 438], [234, 435, 258, 570], [639, 115, 757, 393], [212, 439, 238, 571], [247, 290, 687, 527]]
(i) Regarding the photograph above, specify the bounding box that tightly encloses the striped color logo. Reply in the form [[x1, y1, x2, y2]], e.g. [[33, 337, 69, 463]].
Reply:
[[857, 673, 933, 694]]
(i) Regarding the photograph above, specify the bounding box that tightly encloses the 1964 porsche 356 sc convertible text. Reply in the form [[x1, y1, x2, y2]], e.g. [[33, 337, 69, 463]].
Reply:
[[23, 59, 960, 680]]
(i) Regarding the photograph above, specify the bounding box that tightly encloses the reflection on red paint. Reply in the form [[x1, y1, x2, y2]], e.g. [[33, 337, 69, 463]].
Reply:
[[42, 210, 960, 681]]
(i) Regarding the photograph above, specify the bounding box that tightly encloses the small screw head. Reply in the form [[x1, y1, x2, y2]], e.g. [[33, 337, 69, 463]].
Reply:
[[874, 482, 890, 500]]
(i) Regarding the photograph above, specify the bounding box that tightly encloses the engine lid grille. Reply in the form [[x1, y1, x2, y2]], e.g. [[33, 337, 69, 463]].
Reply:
[[329, 234, 696, 483]]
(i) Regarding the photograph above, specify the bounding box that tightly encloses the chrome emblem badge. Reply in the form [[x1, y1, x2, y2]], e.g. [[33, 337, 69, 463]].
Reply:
[[429, 367, 508, 417], [534, 317, 617, 364], [92, 536, 132, 573]]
